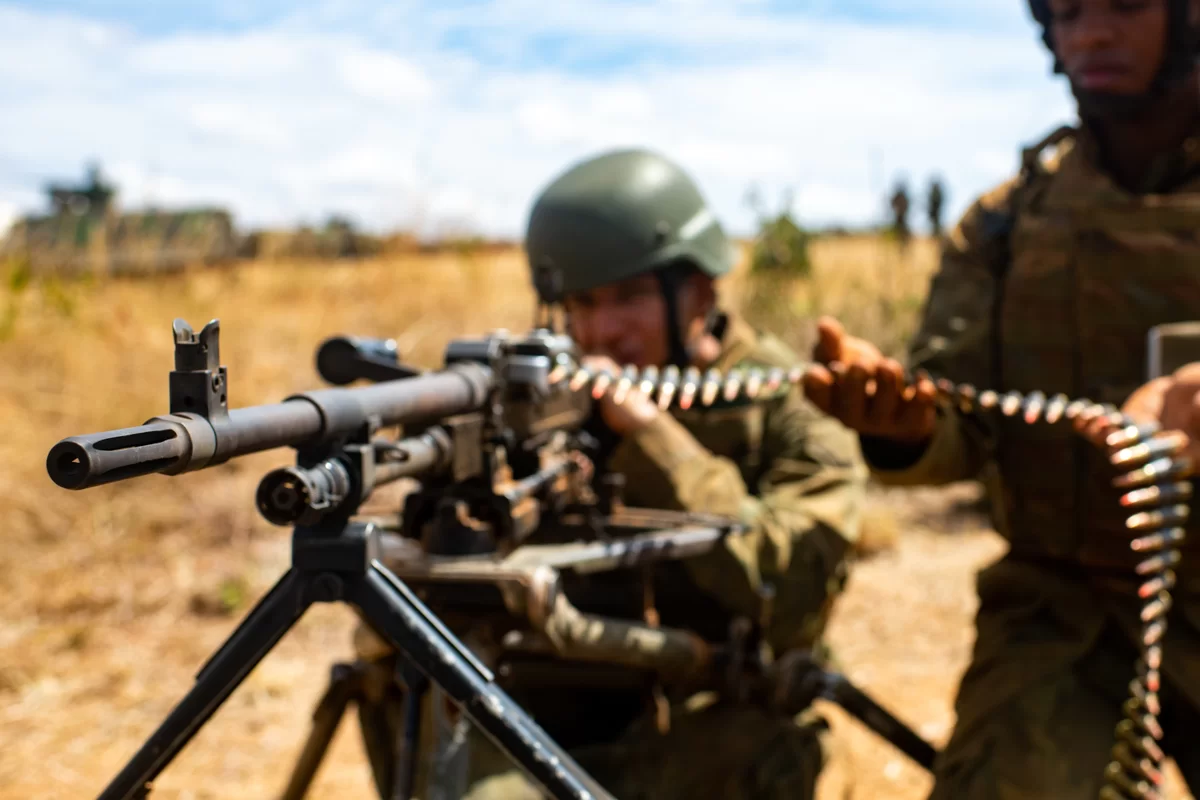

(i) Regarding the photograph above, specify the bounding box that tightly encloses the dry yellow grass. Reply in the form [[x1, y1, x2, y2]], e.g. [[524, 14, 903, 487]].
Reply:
[[0, 247, 553, 799], [22, 236, 1185, 800], [731, 235, 939, 360]]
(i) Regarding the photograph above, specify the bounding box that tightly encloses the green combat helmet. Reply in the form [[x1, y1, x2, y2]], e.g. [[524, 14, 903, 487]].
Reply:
[[525, 148, 736, 365]]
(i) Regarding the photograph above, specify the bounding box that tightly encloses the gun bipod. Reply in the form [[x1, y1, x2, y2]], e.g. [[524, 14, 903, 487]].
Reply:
[[95, 519, 614, 800]]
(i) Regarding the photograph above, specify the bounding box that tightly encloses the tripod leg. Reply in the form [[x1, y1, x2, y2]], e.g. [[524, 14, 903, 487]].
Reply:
[[353, 562, 615, 800], [358, 682, 404, 798], [427, 702, 472, 800], [391, 660, 428, 800], [821, 672, 939, 771], [279, 663, 365, 800], [98, 569, 313, 800]]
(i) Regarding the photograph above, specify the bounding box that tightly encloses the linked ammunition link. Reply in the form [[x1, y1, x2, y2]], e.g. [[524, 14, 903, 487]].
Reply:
[[552, 362, 805, 411], [553, 359, 1189, 800]]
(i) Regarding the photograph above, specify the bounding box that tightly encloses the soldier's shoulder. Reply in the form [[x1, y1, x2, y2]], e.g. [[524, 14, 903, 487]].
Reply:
[[962, 125, 1077, 223], [1021, 123, 1077, 177], [979, 126, 1075, 208], [946, 175, 1020, 259], [944, 130, 1071, 261], [734, 326, 801, 371]]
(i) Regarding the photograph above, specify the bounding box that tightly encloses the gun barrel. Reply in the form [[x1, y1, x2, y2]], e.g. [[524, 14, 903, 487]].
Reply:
[[46, 364, 493, 491], [374, 428, 454, 485], [46, 417, 201, 490]]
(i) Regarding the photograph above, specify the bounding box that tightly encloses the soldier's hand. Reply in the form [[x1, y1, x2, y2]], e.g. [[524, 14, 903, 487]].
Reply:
[[581, 355, 659, 437], [802, 316, 937, 445], [1074, 362, 1200, 472], [684, 313, 722, 368]]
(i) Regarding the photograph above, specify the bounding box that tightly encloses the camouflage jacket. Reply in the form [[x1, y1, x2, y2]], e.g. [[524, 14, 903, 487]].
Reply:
[[864, 121, 1200, 728], [608, 311, 867, 650], [513, 311, 868, 747]]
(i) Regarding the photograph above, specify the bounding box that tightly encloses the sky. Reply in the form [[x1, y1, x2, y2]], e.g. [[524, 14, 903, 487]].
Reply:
[[0, 1, 1076, 240]]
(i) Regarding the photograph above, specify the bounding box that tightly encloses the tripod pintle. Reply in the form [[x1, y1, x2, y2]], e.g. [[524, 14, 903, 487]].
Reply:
[[169, 318, 228, 419]]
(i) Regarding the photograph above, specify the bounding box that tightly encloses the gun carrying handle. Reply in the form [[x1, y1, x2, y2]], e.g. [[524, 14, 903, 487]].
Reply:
[[315, 335, 419, 385]]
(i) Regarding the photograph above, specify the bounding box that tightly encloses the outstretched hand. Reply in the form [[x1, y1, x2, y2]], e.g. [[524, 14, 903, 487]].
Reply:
[[801, 316, 937, 445]]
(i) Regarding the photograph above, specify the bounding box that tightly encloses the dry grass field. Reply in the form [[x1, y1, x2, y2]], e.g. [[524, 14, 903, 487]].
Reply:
[[0, 237, 1189, 799]]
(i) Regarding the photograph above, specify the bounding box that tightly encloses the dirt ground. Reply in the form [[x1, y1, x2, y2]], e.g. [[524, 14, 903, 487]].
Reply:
[[5, 480, 1189, 799], [816, 484, 1002, 800]]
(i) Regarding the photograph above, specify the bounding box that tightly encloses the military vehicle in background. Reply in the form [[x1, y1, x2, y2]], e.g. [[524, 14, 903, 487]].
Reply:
[[0, 164, 237, 277], [1, 163, 516, 277]]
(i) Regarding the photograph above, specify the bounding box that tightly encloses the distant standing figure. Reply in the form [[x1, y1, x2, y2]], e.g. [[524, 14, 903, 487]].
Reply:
[[889, 179, 911, 245], [926, 177, 945, 237]]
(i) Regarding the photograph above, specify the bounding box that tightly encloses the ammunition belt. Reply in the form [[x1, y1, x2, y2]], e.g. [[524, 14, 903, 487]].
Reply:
[[561, 360, 1190, 800]]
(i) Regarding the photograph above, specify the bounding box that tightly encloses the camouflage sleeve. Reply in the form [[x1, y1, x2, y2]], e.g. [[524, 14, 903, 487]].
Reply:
[[608, 391, 867, 654], [863, 177, 1019, 487]]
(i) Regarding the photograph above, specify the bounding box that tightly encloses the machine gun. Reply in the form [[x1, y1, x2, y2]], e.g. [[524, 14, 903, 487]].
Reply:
[[46, 318, 939, 800]]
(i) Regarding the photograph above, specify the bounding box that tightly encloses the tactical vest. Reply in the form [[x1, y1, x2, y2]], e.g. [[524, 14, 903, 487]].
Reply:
[[985, 126, 1200, 575]]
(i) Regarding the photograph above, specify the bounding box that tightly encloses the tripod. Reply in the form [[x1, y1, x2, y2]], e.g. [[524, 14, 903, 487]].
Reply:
[[96, 516, 614, 800], [278, 634, 944, 800], [279, 651, 434, 800]]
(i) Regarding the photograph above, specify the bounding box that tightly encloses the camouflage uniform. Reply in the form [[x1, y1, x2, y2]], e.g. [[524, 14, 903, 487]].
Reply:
[[452, 310, 867, 800], [864, 123, 1200, 798]]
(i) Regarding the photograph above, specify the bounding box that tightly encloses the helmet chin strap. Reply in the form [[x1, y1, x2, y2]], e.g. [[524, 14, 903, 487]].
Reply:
[[654, 264, 724, 370], [655, 268, 692, 368]]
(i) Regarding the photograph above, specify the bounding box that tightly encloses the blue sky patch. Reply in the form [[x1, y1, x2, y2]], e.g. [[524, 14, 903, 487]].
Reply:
[[0, 1, 1070, 239]]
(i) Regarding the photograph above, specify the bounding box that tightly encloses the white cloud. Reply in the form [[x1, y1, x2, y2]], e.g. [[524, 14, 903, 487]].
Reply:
[[185, 102, 291, 149], [0, 2, 1075, 239], [336, 50, 434, 103], [0, 200, 16, 239], [312, 146, 421, 187]]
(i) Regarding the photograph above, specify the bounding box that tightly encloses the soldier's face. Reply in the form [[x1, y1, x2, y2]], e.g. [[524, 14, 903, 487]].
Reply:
[[1049, 0, 1169, 97], [564, 275, 672, 367]]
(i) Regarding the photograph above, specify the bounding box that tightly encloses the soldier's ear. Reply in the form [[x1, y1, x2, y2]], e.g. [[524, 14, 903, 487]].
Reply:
[[681, 271, 717, 312]]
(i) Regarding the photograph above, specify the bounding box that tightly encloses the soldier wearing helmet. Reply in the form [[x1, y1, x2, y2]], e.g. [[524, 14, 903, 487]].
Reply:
[[413, 150, 866, 799], [802, 1, 1200, 797]]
